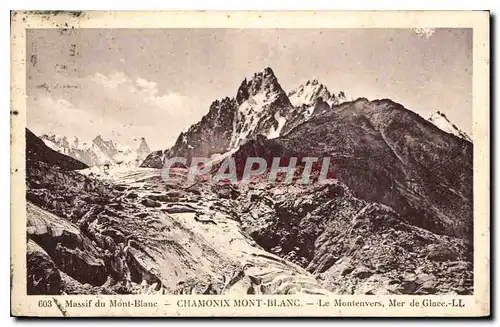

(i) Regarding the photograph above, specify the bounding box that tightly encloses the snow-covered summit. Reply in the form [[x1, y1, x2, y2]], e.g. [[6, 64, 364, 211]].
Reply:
[[288, 80, 331, 107], [230, 67, 294, 146], [288, 80, 348, 108], [285, 81, 348, 125], [142, 68, 350, 167], [40, 132, 151, 167], [428, 111, 472, 142]]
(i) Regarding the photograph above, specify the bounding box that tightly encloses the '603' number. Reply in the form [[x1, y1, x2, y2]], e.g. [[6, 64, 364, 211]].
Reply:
[[37, 300, 53, 308]]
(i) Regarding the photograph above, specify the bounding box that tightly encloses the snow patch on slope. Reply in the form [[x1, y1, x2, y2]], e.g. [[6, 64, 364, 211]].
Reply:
[[267, 112, 287, 139], [428, 111, 472, 142]]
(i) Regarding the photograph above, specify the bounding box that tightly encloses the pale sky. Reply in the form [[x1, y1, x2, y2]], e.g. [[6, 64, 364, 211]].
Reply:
[[26, 28, 472, 150]]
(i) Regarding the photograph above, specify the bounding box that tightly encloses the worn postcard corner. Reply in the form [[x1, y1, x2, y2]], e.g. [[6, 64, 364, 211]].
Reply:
[[10, 10, 490, 318]]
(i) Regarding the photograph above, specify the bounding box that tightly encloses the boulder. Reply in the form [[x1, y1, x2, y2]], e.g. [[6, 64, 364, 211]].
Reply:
[[426, 244, 457, 262], [163, 205, 197, 214], [141, 198, 161, 208], [352, 266, 373, 279], [125, 192, 138, 199]]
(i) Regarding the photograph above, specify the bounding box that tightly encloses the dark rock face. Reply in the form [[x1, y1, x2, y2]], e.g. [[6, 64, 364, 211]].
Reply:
[[27, 240, 62, 295], [27, 189, 110, 287], [25, 133, 126, 293], [140, 150, 164, 168], [171, 97, 238, 159], [141, 198, 161, 208], [26, 128, 88, 171], [212, 183, 241, 200], [235, 67, 292, 110], [232, 68, 294, 143], [426, 244, 459, 262], [141, 98, 238, 168]]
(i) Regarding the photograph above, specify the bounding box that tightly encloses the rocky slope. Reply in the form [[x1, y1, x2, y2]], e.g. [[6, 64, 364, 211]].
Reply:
[[234, 176, 472, 295], [261, 98, 473, 240], [26, 128, 88, 171], [41, 133, 151, 167]]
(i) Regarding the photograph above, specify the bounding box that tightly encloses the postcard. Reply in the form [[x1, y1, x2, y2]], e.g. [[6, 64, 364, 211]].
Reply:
[[10, 10, 490, 317]]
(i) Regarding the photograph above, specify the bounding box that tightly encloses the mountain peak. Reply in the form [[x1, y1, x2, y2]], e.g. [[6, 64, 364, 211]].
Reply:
[[288, 80, 331, 107], [428, 111, 472, 142], [92, 135, 104, 143], [251, 67, 278, 82], [236, 67, 286, 106], [263, 66, 275, 76], [136, 137, 151, 153]]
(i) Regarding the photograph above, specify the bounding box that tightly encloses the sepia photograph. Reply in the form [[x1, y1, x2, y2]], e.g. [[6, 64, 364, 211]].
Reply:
[[11, 11, 490, 317]]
